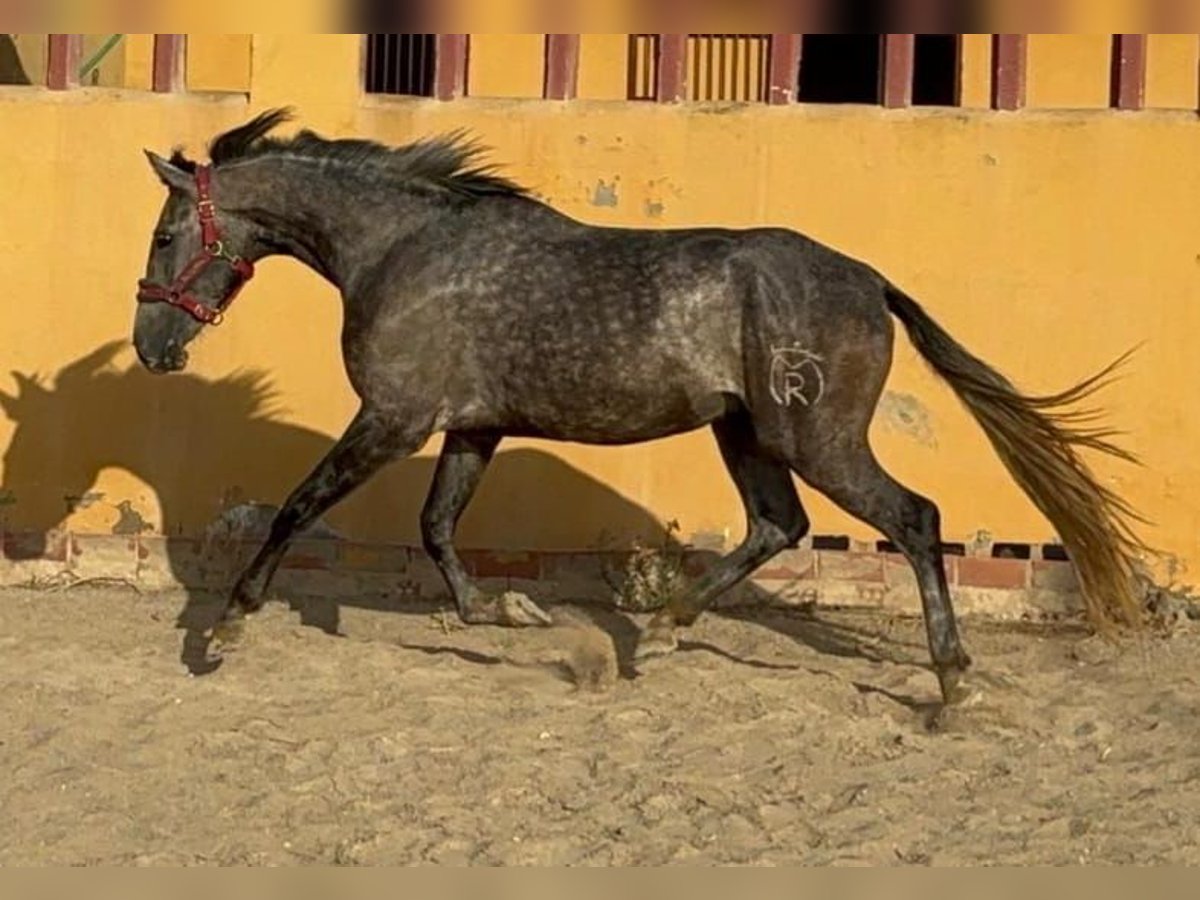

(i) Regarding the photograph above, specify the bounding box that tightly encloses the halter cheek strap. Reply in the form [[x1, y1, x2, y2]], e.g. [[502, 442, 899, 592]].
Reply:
[[136, 165, 255, 326]]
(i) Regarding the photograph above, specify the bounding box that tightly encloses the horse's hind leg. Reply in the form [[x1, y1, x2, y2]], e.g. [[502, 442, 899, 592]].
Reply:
[[792, 437, 972, 704], [421, 431, 552, 627], [635, 409, 809, 661]]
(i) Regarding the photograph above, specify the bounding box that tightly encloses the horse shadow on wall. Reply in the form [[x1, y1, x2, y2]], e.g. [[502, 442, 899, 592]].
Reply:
[[0, 342, 914, 679], [0, 342, 696, 666]]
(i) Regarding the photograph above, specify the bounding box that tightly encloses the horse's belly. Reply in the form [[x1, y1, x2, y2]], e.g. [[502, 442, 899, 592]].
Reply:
[[493, 377, 739, 445]]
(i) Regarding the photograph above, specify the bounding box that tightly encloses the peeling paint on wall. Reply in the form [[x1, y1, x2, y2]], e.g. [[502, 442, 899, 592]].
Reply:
[[65, 492, 105, 514], [112, 500, 154, 536], [591, 179, 620, 207], [878, 391, 937, 448]]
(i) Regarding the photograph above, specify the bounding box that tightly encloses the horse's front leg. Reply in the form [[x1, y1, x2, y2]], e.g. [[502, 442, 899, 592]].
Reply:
[[211, 408, 427, 647], [421, 430, 552, 627]]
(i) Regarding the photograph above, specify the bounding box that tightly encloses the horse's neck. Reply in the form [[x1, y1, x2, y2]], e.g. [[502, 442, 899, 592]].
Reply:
[[226, 160, 435, 295]]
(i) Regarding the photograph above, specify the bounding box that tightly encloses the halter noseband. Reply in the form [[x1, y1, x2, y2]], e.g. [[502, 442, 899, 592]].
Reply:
[[136, 165, 254, 326]]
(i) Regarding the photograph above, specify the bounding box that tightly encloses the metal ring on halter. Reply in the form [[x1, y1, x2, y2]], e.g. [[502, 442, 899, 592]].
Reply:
[[137, 164, 255, 327]]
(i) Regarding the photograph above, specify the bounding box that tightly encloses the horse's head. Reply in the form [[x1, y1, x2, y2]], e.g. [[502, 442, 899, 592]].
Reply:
[[0, 343, 130, 551], [0, 340, 293, 554], [134, 148, 261, 374], [135, 110, 297, 373]]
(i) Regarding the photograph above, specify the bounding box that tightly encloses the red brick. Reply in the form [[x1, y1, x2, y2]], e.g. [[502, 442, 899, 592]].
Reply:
[[1031, 560, 1080, 593], [749, 578, 821, 607], [337, 542, 408, 574], [3, 530, 67, 562], [539, 552, 603, 580], [71, 535, 137, 556], [883, 555, 914, 588], [884, 554, 957, 587], [958, 557, 1030, 589], [682, 550, 715, 577], [464, 550, 540, 580], [398, 550, 446, 601], [280, 539, 338, 571], [817, 551, 885, 583], [538, 552, 610, 602], [755, 547, 816, 581]]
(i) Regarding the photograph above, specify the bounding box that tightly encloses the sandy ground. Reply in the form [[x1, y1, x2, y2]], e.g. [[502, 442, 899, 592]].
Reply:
[[1, 585, 1198, 866]]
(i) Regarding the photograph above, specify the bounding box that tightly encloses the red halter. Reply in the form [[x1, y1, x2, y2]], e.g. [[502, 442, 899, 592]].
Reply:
[[136, 165, 255, 326]]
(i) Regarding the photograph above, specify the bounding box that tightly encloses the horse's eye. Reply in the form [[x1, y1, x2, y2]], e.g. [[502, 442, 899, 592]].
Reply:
[[154, 233, 174, 249]]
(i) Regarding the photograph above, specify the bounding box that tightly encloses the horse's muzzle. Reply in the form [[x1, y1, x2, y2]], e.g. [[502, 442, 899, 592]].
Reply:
[[136, 342, 189, 374]]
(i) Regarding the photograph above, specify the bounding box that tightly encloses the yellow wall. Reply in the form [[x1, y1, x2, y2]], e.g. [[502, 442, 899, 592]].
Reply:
[[187, 34, 252, 93], [578, 34, 629, 101], [1147, 34, 1199, 109], [0, 34, 1198, 584], [122, 35, 154, 92], [959, 34, 994, 108], [1027, 34, 1114, 108], [470, 34, 545, 99]]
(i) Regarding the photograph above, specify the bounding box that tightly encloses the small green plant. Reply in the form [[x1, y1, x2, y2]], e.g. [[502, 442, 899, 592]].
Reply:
[[604, 519, 690, 613], [79, 34, 124, 84]]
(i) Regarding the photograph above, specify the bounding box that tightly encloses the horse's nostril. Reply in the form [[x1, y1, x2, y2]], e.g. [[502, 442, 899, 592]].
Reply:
[[164, 346, 189, 371]]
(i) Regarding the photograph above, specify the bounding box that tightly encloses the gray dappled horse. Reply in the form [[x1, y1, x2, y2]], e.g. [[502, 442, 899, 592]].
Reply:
[[134, 110, 1146, 704]]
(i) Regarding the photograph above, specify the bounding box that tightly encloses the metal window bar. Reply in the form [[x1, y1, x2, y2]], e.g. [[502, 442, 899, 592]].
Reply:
[[687, 34, 770, 103], [365, 33, 436, 96], [629, 33, 772, 103], [628, 33, 659, 100]]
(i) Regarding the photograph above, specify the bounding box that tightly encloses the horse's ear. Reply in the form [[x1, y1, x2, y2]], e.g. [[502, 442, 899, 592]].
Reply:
[[0, 372, 45, 420], [58, 341, 125, 386], [0, 386, 15, 419], [144, 149, 193, 194]]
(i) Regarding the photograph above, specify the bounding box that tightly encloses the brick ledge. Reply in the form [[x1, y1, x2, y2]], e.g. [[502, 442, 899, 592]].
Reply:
[[0, 532, 1084, 623]]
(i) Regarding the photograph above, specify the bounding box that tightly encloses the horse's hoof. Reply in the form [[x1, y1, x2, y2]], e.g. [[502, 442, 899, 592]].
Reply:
[[497, 592, 553, 627], [209, 616, 246, 652], [463, 592, 553, 628], [937, 666, 983, 708], [633, 621, 678, 664]]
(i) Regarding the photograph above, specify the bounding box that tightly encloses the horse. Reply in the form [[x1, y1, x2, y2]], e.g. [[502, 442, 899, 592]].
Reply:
[[133, 109, 1147, 704]]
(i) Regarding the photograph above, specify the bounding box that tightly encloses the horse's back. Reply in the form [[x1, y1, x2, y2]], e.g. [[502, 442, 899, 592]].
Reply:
[[352, 200, 893, 442]]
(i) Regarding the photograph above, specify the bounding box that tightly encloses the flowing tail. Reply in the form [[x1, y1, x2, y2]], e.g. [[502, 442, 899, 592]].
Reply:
[[884, 284, 1149, 632]]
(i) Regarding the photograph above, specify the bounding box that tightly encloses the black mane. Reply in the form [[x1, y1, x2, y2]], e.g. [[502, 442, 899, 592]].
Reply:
[[171, 107, 528, 199]]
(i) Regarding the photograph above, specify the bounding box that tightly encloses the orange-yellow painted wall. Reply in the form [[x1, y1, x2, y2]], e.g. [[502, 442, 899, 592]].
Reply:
[[1027, 34, 1114, 108], [0, 34, 1198, 583], [578, 34, 629, 101], [1147, 34, 1199, 109], [187, 34, 253, 93], [470, 34, 546, 99], [959, 35, 994, 108]]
